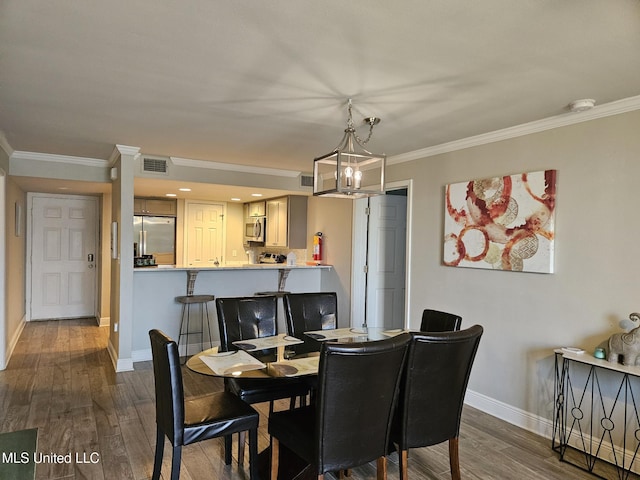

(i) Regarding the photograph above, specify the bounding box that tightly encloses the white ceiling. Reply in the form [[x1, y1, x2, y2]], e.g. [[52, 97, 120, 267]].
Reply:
[[1, 1, 640, 184]]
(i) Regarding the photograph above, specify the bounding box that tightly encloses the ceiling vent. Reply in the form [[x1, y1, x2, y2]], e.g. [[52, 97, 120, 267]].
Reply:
[[300, 174, 314, 188], [142, 156, 170, 175]]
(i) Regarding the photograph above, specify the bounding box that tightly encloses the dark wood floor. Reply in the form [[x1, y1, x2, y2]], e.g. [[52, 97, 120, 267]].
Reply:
[[0, 318, 600, 479]]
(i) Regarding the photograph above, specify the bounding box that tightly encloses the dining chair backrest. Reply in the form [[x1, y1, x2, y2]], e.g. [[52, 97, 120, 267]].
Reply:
[[216, 296, 278, 351], [394, 326, 483, 450], [419, 309, 462, 332], [282, 292, 338, 336], [149, 329, 186, 446], [315, 332, 411, 473]]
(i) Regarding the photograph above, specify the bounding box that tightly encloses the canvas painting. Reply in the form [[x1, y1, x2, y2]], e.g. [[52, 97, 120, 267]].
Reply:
[[443, 170, 556, 273]]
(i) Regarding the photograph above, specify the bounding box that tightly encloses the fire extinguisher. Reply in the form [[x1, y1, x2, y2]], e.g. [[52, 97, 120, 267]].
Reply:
[[313, 232, 323, 262]]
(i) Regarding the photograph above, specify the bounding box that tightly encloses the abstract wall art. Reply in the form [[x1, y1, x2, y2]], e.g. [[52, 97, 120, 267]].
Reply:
[[443, 169, 556, 273]]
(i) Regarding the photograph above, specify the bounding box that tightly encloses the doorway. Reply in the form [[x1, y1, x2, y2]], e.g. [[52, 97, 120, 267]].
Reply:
[[351, 183, 410, 329], [27, 193, 99, 320]]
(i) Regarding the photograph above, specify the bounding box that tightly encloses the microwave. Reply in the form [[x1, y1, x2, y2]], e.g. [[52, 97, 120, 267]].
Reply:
[[244, 216, 266, 243]]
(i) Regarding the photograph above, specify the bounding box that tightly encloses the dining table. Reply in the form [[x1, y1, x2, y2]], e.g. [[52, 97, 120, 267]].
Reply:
[[185, 327, 407, 379], [185, 326, 407, 480]]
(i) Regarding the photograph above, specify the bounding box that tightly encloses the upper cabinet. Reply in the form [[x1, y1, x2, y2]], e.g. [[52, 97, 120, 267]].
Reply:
[[134, 197, 177, 216], [245, 201, 266, 217], [265, 195, 307, 248]]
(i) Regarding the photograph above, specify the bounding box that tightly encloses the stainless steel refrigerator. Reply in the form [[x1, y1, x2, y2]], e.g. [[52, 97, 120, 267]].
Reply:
[[133, 216, 176, 265]]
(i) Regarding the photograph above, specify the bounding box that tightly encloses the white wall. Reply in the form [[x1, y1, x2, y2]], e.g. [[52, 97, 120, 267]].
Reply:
[[387, 110, 640, 431]]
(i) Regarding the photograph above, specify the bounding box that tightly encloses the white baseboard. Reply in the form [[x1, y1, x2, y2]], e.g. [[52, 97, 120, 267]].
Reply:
[[465, 389, 640, 475], [97, 315, 109, 327], [464, 389, 554, 439], [107, 339, 134, 372], [2, 315, 26, 370]]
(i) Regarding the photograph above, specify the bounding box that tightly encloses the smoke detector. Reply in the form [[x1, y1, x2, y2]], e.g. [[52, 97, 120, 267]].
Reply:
[[569, 99, 596, 113]]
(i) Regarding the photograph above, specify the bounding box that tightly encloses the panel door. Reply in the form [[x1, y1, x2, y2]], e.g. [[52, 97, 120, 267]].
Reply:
[[31, 195, 98, 320], [186, 203, 223, 267], [365, 194, 407, 329]]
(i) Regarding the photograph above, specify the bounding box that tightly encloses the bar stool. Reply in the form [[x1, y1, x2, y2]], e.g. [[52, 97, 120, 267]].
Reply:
[[176, 270, 214, 361], [254, 267, 292, 334]]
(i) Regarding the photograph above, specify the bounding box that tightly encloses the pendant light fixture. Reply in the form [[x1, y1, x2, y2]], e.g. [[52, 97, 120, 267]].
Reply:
[[313, 99, 385, 198]]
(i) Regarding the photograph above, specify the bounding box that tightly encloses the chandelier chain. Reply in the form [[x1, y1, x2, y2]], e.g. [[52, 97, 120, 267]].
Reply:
[[347, 99, 376, 146]]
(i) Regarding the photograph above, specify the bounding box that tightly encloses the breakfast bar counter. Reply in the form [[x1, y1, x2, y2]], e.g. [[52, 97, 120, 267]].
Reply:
[[131, 264, 333, 363]]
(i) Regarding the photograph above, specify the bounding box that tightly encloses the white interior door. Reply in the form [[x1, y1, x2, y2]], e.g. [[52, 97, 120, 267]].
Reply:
[[186, 202, 224, 267], [30, 195, 98, 320], [364, 194, 407, 329]]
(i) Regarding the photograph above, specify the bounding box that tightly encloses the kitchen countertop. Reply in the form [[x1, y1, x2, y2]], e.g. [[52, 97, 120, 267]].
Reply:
[[134, 263, 331, 272]]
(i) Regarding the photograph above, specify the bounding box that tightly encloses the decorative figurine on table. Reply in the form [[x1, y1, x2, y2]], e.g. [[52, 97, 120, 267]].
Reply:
[[608, 312, 640, 366]]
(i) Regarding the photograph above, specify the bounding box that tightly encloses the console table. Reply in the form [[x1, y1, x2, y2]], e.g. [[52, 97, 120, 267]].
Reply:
[[553, 349, 640, 478]]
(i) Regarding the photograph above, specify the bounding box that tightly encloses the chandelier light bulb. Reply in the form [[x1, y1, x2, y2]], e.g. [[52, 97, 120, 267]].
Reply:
[[344, 166, 354, 187], [354, 170, 362, 189]]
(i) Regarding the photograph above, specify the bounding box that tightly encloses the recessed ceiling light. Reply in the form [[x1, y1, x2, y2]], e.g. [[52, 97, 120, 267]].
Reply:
[[231, 197, 241, 201], [569, 99, 596, 113], [57, 186, 70, 190], [165, 193, 177, 197], [251, 193, 263, 197], [178, 188, 191, 192]]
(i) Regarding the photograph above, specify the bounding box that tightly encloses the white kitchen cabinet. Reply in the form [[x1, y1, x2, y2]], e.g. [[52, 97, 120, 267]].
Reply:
[[246, 201, 266, 217], [266, 198, 288, 247], [265, 196, 307, 248]]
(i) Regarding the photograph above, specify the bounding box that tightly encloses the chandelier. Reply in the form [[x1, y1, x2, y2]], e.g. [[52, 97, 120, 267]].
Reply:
[[313, 99, 385, 198]]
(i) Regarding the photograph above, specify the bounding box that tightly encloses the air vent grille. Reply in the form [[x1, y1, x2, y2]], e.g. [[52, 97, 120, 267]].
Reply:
[[143, 157, 168, 174], [300, 174, 314, 187]]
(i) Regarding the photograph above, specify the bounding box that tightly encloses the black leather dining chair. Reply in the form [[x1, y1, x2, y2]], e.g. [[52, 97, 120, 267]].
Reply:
[[283, 292, 338, 354], [215, 296, 311, 461], [389, 325, 483, 480], [269, 332, 411, 480], [149, 329, 259, 480], [420, 309, 462, 332], [283, 292, 338, 333]]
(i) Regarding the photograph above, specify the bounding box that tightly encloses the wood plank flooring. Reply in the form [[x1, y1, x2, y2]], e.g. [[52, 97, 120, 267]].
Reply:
[[0, 318, 609, 479]]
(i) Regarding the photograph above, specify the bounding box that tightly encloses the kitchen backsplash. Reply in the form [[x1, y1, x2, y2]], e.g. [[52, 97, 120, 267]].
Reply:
[[243, 246, 308, 265]]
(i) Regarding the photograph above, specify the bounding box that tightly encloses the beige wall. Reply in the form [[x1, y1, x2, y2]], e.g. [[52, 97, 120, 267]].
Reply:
[[387, 110, 640, 425], [99, 192, 112, 324], [225, 201, 245, 263], [5, 176, 26, 355], [307, 196, 353, 325]]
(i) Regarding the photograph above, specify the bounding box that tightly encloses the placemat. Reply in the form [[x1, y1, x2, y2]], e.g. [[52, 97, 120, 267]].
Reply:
[[232, 334, 303, 350], [200, 350, 266, 376]]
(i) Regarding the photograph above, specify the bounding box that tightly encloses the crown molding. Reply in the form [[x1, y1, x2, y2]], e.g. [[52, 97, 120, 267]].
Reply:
[[11, 150, 109, 167], [170, 156, 301, 178], [388, 95, 640, 165], [0, 131, 14, 157], [109, 144, 141, 165]]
